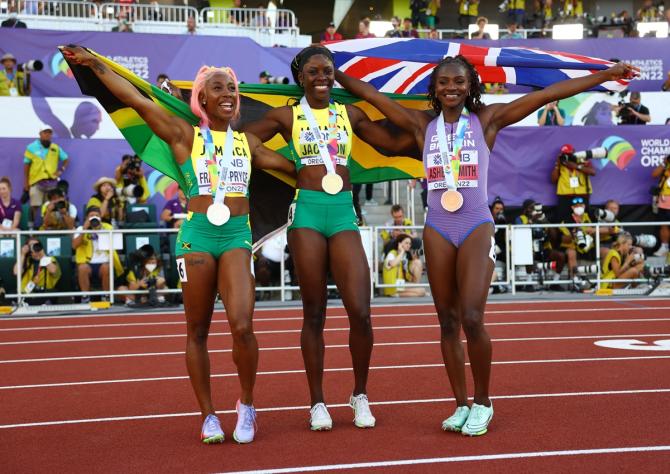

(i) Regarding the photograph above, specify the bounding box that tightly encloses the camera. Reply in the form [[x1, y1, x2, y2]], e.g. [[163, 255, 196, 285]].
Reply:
[[124, 155, 142, 172], [560, 147, 607, 165], [646, 264, 670, 278], [631, 234, 657, 249], [121, 183, 144, 199], [54, 200, 67, 211], [17, 60, 43, 73], [89, 216, 102, 228], [30, 241, 43, 253], [591, 207, 615, 223], [573, 229, 588, 250], [267, 76, 290, 84]]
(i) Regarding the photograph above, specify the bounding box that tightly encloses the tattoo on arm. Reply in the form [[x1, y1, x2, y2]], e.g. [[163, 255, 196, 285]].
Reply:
[[92, 59, 106, 75]]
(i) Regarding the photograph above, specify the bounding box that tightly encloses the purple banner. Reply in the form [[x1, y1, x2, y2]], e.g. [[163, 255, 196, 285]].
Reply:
[[489, 125, 670, 206], [3, 126, 669, 216], [0, 29, 299, 97]]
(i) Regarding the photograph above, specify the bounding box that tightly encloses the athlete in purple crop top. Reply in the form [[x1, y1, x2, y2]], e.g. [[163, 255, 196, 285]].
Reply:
[[337, 58, 636, 436]]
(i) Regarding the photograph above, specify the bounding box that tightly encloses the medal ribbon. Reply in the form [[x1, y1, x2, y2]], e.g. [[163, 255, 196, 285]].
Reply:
[[299, 96, 339, 175], [198, 125, 235, 206], [435, 110, 469, 190]]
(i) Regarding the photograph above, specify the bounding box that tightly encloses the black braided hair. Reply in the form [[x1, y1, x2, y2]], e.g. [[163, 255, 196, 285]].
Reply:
[[427, 55, 484, 114], [290, 46, 334, 86]]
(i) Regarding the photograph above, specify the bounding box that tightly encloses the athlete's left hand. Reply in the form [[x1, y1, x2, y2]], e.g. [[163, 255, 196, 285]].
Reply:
[[605, 63, 639, 81]]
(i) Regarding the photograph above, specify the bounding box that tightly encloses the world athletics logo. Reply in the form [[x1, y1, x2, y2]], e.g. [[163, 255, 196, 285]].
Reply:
[[49, 52, 73, 78], [594, 136, 636, 170]]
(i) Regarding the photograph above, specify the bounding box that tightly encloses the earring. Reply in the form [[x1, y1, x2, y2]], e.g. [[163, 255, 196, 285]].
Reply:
[[202, 102, 206, 106]]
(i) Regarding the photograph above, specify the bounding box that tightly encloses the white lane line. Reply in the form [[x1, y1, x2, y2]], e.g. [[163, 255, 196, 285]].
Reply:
[[3, 306, 670, 332], [220, 446, 670, 474], [2, 354, 669, 390], [0, 296, 664, 322], [2, 388, 669, 429], [3, 318, 670, 346], [3, 333, 670, 364]]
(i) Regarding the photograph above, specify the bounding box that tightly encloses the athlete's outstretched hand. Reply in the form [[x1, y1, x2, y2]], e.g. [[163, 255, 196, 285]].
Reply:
[[60, 45, 96, 68], [605, 62, 639, 81]]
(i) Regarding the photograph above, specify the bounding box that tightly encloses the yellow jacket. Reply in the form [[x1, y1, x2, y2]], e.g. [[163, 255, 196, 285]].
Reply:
[[21, 256, 61, 292], [74, 222, 124, 276]]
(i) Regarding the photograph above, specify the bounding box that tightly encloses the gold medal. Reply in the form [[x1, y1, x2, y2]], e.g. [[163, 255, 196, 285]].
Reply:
[[206, 202, 231, 226], [441, 190, 463, 212], [321, 173, 343, 195]]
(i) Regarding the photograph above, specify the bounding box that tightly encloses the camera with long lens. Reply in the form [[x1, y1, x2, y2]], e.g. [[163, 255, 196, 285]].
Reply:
[[590, 207, 616, 223], [54, 200, 67, 211], [631, 233, 657, 249], [17, 60, 43, 73], [646, 264, 670, 278], [560, 147, 607, 165], [124, 155, 142, 172], [573, 229, 588, 250], [30, 241, 43, 253], [121, 183, 144, 199], [89, 216, 102, 228], [267, 75, 289, 84]]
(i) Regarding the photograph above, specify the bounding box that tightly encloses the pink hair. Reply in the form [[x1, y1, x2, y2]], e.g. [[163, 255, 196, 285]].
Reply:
[[190, 65, 241, 127]]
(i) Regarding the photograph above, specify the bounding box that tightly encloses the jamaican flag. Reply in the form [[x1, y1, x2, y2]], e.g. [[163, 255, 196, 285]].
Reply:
[[64, 49, 427, 242]]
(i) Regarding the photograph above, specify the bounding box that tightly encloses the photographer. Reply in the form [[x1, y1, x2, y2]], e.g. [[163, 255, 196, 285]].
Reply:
[[537, 100, 565, 126], [118, 245, 166, 306], [87, 177, 124, 226], [651, 154, 670, 257], [551, 143, 596, 223], [381, 233, 425, 297], [560, 197, 596, 282], [115, 154, 149, 204], [594, 199, 623, 259], [73, 207, 124, 304], [490, 196, 507, 263], [156, 73, 184, 101], [0, 52, 30, 96], [613, 92, 650, 125], [259, 71, 289, 85], [40, 187, 76, 231], [13, 238, 61, 304], [601, 232, 644, 289]]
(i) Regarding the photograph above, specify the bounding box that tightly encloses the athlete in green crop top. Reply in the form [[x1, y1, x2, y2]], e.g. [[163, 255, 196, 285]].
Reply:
[[63, 46, 294, 444], [242, 46, 415, 431]]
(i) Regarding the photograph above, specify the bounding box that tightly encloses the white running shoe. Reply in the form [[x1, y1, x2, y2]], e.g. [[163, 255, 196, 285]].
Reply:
[[233, 400, 257, 444], [349, 393, 376, 428], [461, 402, 494, 436], [441, 405, 470, 432], [309, 403, 333, 431], [201, 414, 225, 444]]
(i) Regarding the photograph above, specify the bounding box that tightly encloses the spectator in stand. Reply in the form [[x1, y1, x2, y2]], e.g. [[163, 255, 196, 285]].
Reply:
[[600, 232, 645, 289], [401, 17, 420, 38], [88, 177, 124, 226], [537, 100, 565, 126], [426, 0, 441, 28], [471, 16, 491, 39], [355, 19, 376, 38], [111, 11, 133, 32], [551, 143, 595, 222], [229, 0, 246, 25], [186, 15, 197, 35], [23, 126, 69, 227], [662, 72, 670, 91], [483, 82, 509, 94], [385, 16, 402, 37], [531, 0, 554, 29], [0, 177, 21, 232], [321, 21, 343, 42], [502, 21, 524, 39], [382, 233, 426, 297], [637, 0, 662, 22], [613, 92, 650, 125], [506, 0, 526, 27], [1, 4, 27, 28], [13, 238, 61, 304], [40, 187, 76, 231], [250, 5, 270, 29], [428, 27, 440, 39], [561, 0, 583, 18], [156, 73, 183, 100], [456, 0, 478, 28], [0, 52, 30, 96], [160, 188, 188, 229], [410, 0, 429, 28], [652, 155, 670, 257], [148, 0, 162, 21], [559, 197, 596, 283], [73, 206, 124, 304]]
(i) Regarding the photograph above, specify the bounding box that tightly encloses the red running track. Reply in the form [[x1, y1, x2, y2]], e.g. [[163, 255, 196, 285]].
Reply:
[[1, 298, 670, 473]]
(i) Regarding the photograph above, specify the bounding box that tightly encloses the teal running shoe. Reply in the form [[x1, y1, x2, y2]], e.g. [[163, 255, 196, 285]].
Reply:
[[461, 402, 493, 436], [201, 414, 225, 444], [441, 405, 470, 432]]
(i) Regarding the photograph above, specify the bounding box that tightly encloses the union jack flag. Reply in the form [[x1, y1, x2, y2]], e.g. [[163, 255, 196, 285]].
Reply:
[[326, 38, 629, 94]]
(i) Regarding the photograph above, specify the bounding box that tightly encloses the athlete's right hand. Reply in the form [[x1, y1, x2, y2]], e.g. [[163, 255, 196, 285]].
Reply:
[[60, 45, 96, 68]]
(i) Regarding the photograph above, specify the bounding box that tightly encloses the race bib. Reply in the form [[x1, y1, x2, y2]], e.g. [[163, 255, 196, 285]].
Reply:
[[196, 154, 250, 196], [426, 150, 479, 190], [287, 203, 296, 226], [569, 176, 580, 188], [299, 156, 348, 167], [176, 257, 187, 283]]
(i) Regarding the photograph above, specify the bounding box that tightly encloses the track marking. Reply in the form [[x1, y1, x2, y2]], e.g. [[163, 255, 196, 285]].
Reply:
[[2, 318, 670, 346], [2, 354, 669, 390], [594, 339, 670, 351], [3, 306, 670, 332], [4, 333, 670, 364], [220, 446, 670, 473], [2, 388, 669, 429]]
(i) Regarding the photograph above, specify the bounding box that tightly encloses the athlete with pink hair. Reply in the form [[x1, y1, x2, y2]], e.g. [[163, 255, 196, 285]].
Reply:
[[62, 46, 294, 445]]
